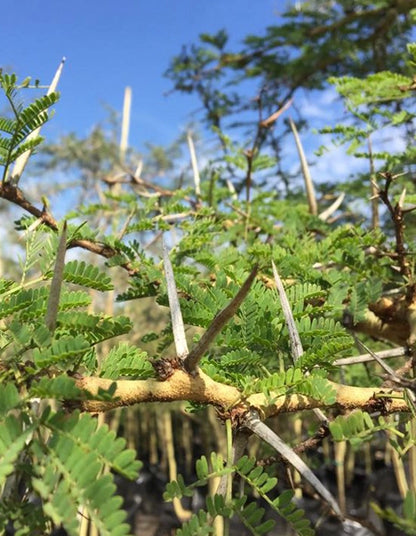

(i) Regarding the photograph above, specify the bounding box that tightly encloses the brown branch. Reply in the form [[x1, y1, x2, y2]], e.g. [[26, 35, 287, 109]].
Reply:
[[377, 172, 410, 279], [293, 424, 330, 455], [258, 425, 330, 466], [76, 369, 409, 416], [0, 182, 139, 275], [0, 182, 58, 229], [368, 135, 379, 229], [244, 149, 254, 205], [184, 265, 259, 373]]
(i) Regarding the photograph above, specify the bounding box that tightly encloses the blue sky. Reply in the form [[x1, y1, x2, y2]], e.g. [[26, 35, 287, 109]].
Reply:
[[4, 0, 409, 202], [3, 0, 283, 149]]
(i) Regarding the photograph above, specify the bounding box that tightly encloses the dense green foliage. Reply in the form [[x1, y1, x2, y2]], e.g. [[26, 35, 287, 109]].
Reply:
[[1, 2, 416, 535]]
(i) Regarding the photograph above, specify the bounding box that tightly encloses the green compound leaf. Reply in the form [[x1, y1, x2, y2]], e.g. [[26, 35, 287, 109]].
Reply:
[[0, 416, 36, 487], [63, 260, 114, 291], [0, 383, 21, 416], [33, 335, 91, 368], [99, 343, 153, 379]]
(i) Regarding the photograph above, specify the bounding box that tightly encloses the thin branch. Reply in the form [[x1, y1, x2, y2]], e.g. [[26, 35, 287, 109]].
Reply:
[[377, 171, 410, 279], [216, 429, 249, 496], [243, 92, 287, 207], [244, 149, 254, 205], [368, 135, 379, 229], [293, 424, 329, 455], [258, 423, 329, 462], [353, 337, 407, 385], [334, 347, 407, 366], [0, 182, 58, 229], [184, 265, 258, 373], [0, 182, 139, 275], [125, 164, 194, 203], [351, 338, 416, 409], [309, 5, 388, 38]]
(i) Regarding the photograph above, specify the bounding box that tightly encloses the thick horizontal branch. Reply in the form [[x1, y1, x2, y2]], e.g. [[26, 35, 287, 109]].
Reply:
[[356, 301, 410, 346], [77, 370, 240, 412], [76, 369, 409, 417]]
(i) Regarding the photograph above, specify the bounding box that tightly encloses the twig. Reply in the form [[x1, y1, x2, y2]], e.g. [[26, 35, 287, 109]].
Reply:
[[0, 182, 138, 275], [124, 164, 194, 204], [334, 347, 407, 366], [353, 337, 402, 382], [259, 424, 329, 460], [353, 338, 416, 407], [216, 429, 249, 496], [184, 265, 258, 373], [244, 92, 288, 206], [377, 171, 410, 279], [368, 135, 379, 229], [244, 149, 254, 205], [293, 424, 329, 455]]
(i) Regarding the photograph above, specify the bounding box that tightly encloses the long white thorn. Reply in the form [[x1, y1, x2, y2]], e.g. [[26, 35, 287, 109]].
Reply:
[[245, 411, 342, 519], [289, 117, 317, 216], [162, 236, 188, 359], [11, 57, 66, 182], [319, 192, 345, 221], [187, 131, 201, 197], [272, 260, 328, 424]]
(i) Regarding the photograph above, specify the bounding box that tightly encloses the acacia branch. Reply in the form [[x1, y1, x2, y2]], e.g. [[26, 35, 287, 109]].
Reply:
[[76, 369, 409, 416], [184, 265, 258, 373], [376, 172, 411, 279], [0, 182, 138, 275], [355, 299, 411, 346]]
